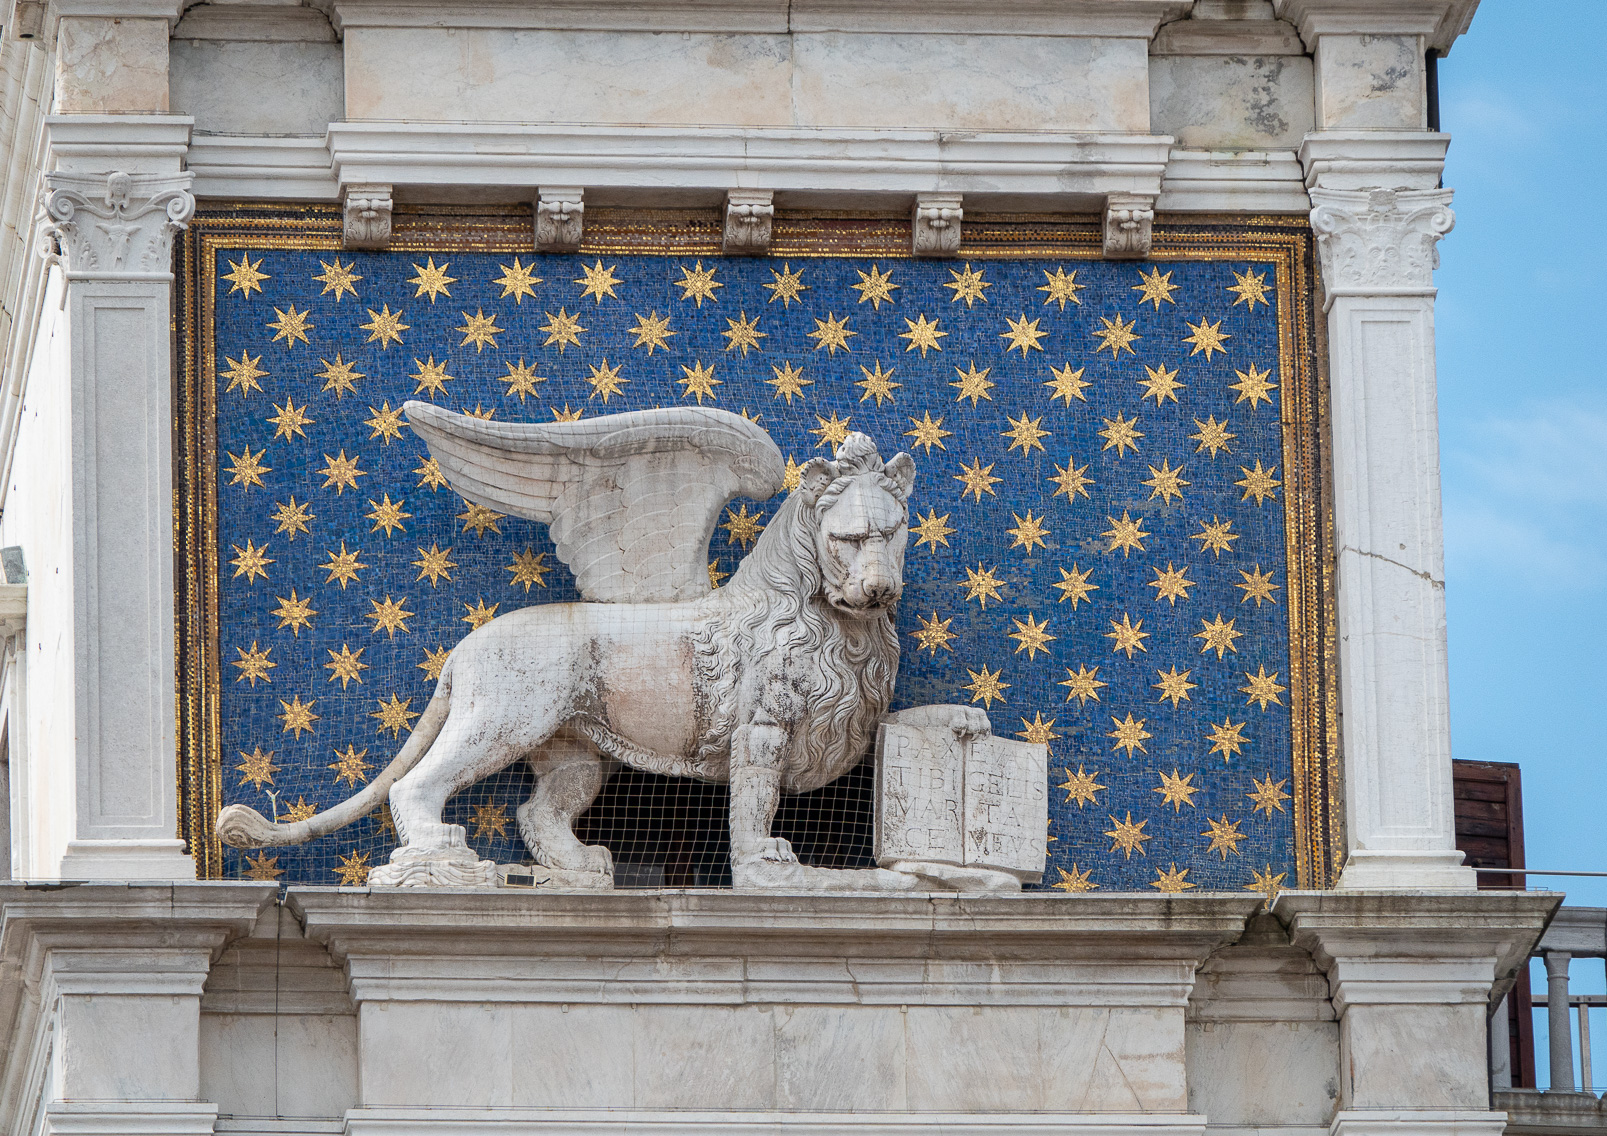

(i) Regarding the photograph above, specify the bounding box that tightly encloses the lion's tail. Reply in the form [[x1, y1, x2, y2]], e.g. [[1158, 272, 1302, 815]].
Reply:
[[216, 661, 455, 849]]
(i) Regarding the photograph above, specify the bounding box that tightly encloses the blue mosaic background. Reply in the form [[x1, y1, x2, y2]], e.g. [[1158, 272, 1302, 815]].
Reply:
[[210, 245, 1296, 892]]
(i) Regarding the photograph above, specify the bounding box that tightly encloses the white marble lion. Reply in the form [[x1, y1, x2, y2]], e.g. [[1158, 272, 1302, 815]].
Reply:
[[216, 403, 994, 889]]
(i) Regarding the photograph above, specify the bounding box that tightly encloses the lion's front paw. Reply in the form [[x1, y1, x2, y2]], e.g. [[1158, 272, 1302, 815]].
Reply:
[[732, 837, 798, 866], [950, 706, 992, 740]]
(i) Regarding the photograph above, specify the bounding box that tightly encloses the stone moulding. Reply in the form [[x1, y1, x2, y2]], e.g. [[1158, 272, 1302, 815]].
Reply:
[[338, 1110, 1211, 1136]]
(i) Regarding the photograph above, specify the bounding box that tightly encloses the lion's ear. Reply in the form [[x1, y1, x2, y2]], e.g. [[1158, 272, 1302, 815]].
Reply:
[[884, 452, 916, 501], [796, 458, 838, 502]]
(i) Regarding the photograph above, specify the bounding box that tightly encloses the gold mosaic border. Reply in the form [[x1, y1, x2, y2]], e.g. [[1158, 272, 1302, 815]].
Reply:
[[174, 205, 1340, 887]]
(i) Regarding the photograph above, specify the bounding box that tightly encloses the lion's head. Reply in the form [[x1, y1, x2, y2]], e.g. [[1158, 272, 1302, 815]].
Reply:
[[795, 433, 915, 619]]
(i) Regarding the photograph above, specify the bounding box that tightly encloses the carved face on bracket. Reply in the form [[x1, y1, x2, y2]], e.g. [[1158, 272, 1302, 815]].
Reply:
[[799, 440, 916, 620]]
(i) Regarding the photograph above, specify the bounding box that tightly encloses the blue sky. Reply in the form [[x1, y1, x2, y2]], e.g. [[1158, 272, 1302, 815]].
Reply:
[[1438, 2, 1607, 908]]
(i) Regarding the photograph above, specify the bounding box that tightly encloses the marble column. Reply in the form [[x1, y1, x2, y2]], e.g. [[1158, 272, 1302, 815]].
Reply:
[[38, 116, 195, 880]]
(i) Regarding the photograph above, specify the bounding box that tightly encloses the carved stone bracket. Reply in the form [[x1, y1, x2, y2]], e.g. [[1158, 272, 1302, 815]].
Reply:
[[1103, 193, 1155, 259], [912, 193, 962, 257], [722, 189, 774, 255], [343, 184, 393, 250], [535, 187, 585, 253], [39, 170, 195, 279], [1309, 187, 1455, 297]]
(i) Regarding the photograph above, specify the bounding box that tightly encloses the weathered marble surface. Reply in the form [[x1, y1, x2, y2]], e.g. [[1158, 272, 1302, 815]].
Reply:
[[54, 16, 169, 114], [1150, 54, 1314, 150], [1314, 35, 1424, 130], [170, 41, 343, 136]]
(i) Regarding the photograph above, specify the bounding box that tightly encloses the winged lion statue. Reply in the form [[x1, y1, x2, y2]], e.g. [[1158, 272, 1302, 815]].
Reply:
[[216, 402, 999, 889]]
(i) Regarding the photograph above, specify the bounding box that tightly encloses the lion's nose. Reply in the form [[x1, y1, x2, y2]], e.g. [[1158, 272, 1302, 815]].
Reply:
[[863, 579, 899, 604]]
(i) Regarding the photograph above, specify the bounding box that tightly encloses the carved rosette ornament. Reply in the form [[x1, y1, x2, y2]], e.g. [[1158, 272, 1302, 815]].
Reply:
[[535, 187, 585, 253], [39, 170, 195, 277], [1309, 187, 1455, 295], [722, 189, 774, 255], [912, 193, 962, 257], [1102, 193, 1154, 260]]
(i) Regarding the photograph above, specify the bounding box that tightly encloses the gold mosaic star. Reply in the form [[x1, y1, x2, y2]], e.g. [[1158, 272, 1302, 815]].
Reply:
[[1229, 363, 1277, 408], [1148, 562, 1196, 606], [500, 358, 546, 402], [418, 646, 451, 683], [811, 412, 852, 448], [229, 539, 274, 583], [412, 543, 456, 587], [1152, 863, 1196, 892], [629, 310, 676, 355], [313, 257, 361, 301], [1190, 415, 1236, 458], [409, 257, 457, 301], [721, 503, 765, 548], [944, 263, 990, 307], [1038, 266, 1084, 310], [1059, 664, 1108, 706], [232, 641, 276, 686], [1106, 613, 1150, 659], [458, 502, 505, 537], [1098, 412, 1144, 457], [462, 402, 495, 420], [912, 509, 956, 551], [767, 361, 811, 403], [1104, 811, 1151, 857], [365, 594, 415, 639], [1153, 665, 1198, 709], [271, 588, 317, 636], [782, 457, 804, 492], [1241, 666, 1287, 710], [266, 397, 314, 445], [1091, 314, 1140, 359], [677, 261, 722, 307], [226, 445, 271, 490], [321, 541, 367, 588], [1196, 613, 1244, 659], [764, 263, 808, 307], [1102, 510, 1149, 557], [456, 308, 503, 352], [286, 795, 319, 822], [951, 361, 996, 407], [278, 695, 319, 738], [961, 563, 1004, 608], [1247, 864, 1287, 905], [1203, 815, 1247, 859], [329, 744, 373, 788], [324, 644, 368, 689], [268, 304, 312, 349], [1236, 460, 1282, 505], [1058, 765, 1106, 807], [955, 457, 1001, 501], [1153, 768, 1200, 811], [1248, 775, 1291, 816], [270, 497, 313, 541], [912, 611, 957, 655], [360, 303, 409, 348], [1228, 266, 1272, 309], [963, 664, 1009, 708], [1009, 613, 1056, 659], [575, 260, 621, 303], [1236, 565, 1280, 606], [899, 313, 947, 357], [1053, 564, 1098, 608], [1017, 712, 1060, 746], [722, 311, 766, 356], [540, 307, 586, 352], [316, 354, 363, 399], [415, 456, 448, 491], [1141, 458, 1190, 505], [371, 693, 420, 738], [1000, 314, 1048, 356], [1052, 864, 1098, 892], [1007, 510, 1050, 554], [1044, 362, 1090, 406], [243, 852, 284, 882], [857, 360, 900, 405], [904, 412, 951, 455], [493, 257, 541, 303], [1002, 413, 1050, 457], [333, 851, 371, 887], [1138, 364, 1184, 406], [471, 803, 510, 840], [678, 360, 722, 404], [507, 548, 549, 592], [1049, 459, 1093, 503], [222, 352, 268, 397], [365, 493, 411, 537], [586, 358, 628, 402], [223, 254, 269, 296], [1132, 266, 1180, 310], [807, 312, 857, 354], [1183, 317, 1230, 359], [1206, 717, 1249, 762], [462, 598, 500, 630], [1192, 516, 1239, 558], [551, 405, 584, 422], [364, 401, 406, 444], [708, 560, 729, 588], [852, 264, 900, 309]]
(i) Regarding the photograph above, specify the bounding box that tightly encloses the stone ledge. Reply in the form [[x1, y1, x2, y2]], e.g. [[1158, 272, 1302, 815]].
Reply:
[[341, 1109, 1209, 1136]]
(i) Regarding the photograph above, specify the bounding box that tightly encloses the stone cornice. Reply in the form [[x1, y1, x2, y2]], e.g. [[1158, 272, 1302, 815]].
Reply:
[[1273, 0, 1481, 53]]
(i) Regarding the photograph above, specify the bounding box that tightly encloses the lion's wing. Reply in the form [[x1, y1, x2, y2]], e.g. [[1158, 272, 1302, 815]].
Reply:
[[405, 402, 785, 603]]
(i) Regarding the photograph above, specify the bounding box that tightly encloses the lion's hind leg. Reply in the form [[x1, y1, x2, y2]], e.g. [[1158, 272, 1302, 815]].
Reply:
[[517, 726, 616, 888]]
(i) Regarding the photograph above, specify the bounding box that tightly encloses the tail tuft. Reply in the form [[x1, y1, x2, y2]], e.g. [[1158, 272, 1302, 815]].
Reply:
[[217, 804, 287, 848]]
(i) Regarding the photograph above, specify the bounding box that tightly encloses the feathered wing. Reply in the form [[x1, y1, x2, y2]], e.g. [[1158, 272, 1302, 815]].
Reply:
[[405, 402, 786, 603]]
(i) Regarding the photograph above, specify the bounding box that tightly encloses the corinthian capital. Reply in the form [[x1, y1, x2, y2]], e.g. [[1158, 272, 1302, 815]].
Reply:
[[1309, 187, 1455, 295], [39, 170, 196, 278]]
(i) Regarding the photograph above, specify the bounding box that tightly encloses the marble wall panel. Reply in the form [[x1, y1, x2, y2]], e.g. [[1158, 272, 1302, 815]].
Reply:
[[171, 42, 344, 136], [1340, 1003, 1488, 1110], [199, 1013, 358, 1118], [54, 17, 169, 114], [358, 1001, 515, 1107], [773, 1005, 908, 1111], [1314, 35, 1424, 131], [1186, 1021, 1339, 1125], [1150, 55, 1315, 151]]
